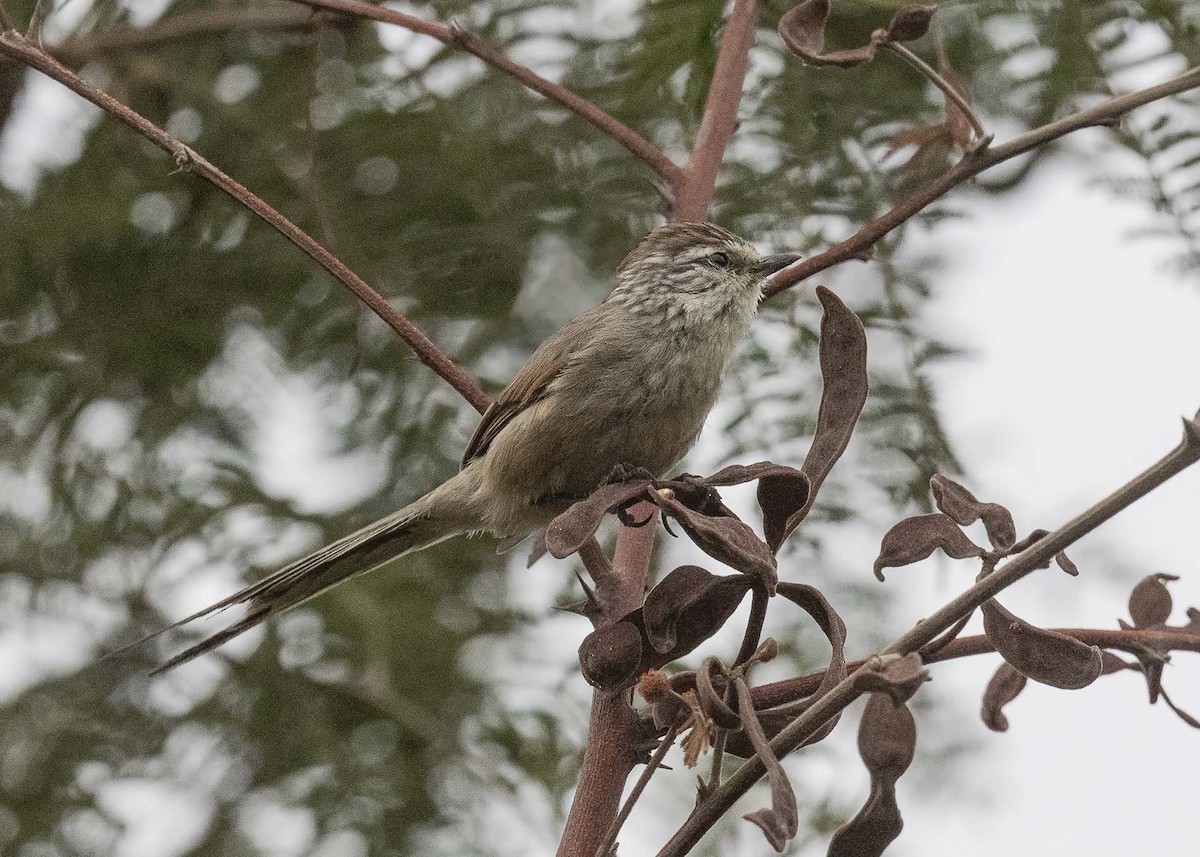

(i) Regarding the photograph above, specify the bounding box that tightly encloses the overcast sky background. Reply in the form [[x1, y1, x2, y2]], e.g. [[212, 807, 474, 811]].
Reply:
[[2, 6, 1199, 857]]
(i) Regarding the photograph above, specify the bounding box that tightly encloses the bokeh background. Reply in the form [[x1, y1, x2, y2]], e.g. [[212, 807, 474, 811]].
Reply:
[[1, 1, 1198, 855]]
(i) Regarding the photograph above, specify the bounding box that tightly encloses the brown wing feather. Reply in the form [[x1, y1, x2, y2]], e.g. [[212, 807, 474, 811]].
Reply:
[[461, 309, 599, 467]]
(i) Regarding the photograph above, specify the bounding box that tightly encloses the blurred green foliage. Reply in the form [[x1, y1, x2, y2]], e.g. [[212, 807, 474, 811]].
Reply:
[[0, 0, 1197, 854]]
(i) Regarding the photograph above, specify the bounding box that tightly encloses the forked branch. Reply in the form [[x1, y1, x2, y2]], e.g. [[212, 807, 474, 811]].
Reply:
[[0, 30, 490, 413]]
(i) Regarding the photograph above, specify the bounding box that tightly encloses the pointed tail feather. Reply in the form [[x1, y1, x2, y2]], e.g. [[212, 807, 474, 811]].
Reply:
[[142, 483, 475, 672]]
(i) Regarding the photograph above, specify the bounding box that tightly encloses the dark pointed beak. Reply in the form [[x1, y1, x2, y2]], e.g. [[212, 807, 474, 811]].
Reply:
[[750, 253, 802, 275]]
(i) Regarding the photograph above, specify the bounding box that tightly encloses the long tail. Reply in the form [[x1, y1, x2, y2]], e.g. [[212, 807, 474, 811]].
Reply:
[[140, 470, 481, 674]]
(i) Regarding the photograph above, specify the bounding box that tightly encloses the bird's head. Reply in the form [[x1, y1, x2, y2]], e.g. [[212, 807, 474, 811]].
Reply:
[[610, 222, 800, 319]]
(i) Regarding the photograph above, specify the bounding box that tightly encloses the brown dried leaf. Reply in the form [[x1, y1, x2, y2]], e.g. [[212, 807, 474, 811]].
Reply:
[[737, 677, 799, 852], [1159, 687, 1200, 729], [928, 474, 1015, 549], [872, 513, 985, 581], [1055, 552, 1079, 576], [703, 462, 811, 554], [777, 582, 848, 702], [884, 5, 937, 44], [828, 695, 917, 857], [884, 123, 949, 161], [1128, 573, 1179, 627], [790, 287, 868, 537], [545, 481, 650, 558], [858, 693, 917, 777], [577, 620, 644, 690], [980, 663, 1027, 732], [643, 565, 753, 654], [982, 600, 1103, 690], [658, 495, 778, 591], [853, 653, 930, 705], [678, 690, 713, 767], [779, 1, 935, 69]]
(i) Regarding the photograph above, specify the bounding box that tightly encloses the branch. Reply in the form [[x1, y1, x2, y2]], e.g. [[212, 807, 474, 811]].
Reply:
[[752, 627, 1200, 710], [763, 65, 1200, 299], [658, 415, 1200, 855], [672, 0, 763, 220], [288, 0, 682, 188], [0, 30, 490, 414], [56, 4, 313, 62], [558, 504, 659, 857]]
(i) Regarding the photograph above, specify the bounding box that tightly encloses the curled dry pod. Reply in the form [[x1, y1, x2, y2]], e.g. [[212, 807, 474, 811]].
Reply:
[[642, 566, 753, 655], [779, 0, 936, 68], [980, 663, 1027, 732], [703, 461, 811, 554], [736, 677, 799, 852], [982, 600, 1103, 690], [1128, 573, 1179, 627], [872, 513, 985, 581], [657, 495, 778, 591], [827, 694, 917, 857], [928, 474, 1015, 549], [790, 286, 869, 538], [545, 481, 650, 558], [577, 620, 644, 690]]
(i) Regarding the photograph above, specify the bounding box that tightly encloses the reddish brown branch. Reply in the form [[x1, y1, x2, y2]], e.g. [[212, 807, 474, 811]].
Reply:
[[762, 65, 1200, 299], [672, 0, 763, 221], [751, 627, 1200, 710], [288, 0, 682, 188], [657, 420, 1200, 856], [559, 503, 659, 857], [0, 30, 490, 414]]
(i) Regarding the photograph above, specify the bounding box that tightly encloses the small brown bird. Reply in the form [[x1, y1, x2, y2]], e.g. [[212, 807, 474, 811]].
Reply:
[[151, 222, 799, 671]]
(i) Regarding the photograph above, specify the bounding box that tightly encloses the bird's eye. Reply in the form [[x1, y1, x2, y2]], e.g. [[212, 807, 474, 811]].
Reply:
[[706, 251, 730, 268]]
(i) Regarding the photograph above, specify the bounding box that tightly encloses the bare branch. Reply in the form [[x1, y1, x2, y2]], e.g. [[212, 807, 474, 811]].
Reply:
[[288, 0, 682, 188], [763, 65, 1200, 298], [56, 4, 313, 62], [658, 414, 1200, 855], [673, 0, 763, 220], [0, 30, 490, 414]]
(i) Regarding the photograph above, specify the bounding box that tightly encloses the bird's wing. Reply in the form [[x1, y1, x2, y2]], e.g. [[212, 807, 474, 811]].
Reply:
[[461, 308, 599, 467]]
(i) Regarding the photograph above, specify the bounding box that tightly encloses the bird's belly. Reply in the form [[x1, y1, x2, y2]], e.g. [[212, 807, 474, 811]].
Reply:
[[479, 361, 721, 513]]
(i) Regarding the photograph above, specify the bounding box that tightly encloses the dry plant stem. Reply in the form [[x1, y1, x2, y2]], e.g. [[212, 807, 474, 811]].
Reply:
[[0, 31, 490, 415], [594, 722, 682, 857], [659, 423, 1200, 855], [882, 41, 989, 148], [753, 627, 1200, 709], [764, 65, 1200, 298], [559, 504, 659, 857], [56, 4, 312, 61], [673, 0, 762, 220], [289, 0, 681, 188]]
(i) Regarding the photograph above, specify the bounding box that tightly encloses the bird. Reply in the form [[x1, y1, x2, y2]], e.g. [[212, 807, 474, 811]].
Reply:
[[147, 221, 799, 672]]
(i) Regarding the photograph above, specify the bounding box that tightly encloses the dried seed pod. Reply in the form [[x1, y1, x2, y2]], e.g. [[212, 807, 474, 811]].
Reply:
[[1128, 573, 1179, 627], [779, 0, 936, 68], [980, 663, 1027, 732], [982, 599, 1103, 690], [872, 513, 985, 581]]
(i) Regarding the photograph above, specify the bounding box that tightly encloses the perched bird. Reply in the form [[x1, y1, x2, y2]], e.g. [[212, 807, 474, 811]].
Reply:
[[151, 221, 799, 671]]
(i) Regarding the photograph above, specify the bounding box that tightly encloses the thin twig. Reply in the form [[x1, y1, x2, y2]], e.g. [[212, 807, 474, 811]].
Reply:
[[657, 415, 1200, 855], [882, 41, 990, 149], [287, 0, 682, 188], [26, 0, 51, 41], [594, 722, 682, 857], [672, 0, 762, 220], [0, 30, 490, 414], [763, 65, 1200, 298], [56, 4, 313, 61]]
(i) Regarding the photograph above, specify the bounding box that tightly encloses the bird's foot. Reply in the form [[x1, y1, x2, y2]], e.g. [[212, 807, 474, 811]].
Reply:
[[603, 463, 657, 485]]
